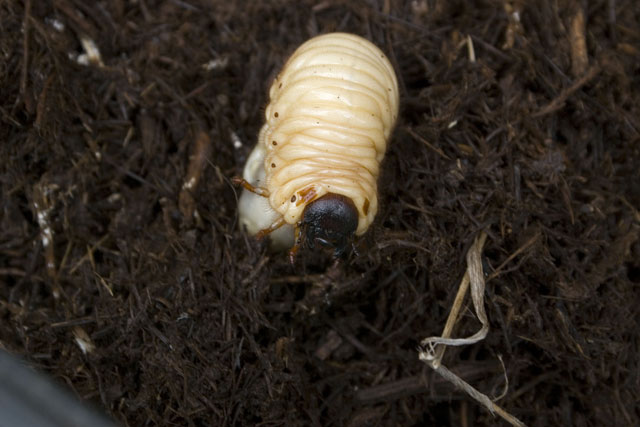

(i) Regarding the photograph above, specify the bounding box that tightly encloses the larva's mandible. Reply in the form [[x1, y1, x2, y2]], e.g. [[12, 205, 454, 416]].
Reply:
[[238, 32, 399, 258]]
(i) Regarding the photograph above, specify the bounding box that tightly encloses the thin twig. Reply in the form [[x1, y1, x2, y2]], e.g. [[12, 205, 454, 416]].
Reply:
[[405, 127, 451, 160], [420, 232, 488, 367], [20, 0, 31, 101], [420, 362, 526, 427], [69, 234, 110, 274], [433, 271, 470, 364], [418, 231, 527, 426], [486, 232, 540, 282], [532, 64, 601, 117]]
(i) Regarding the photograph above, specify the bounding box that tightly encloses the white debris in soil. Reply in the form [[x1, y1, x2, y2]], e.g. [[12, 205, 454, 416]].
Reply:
[[73, 36, 104, 67], [203, 57, 229, 71], [230, 130, 243, 149], [34, 202, 53, 250], [73, 327, 96, 355]]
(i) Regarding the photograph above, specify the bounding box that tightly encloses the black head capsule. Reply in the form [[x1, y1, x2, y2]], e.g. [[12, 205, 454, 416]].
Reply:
[[300, 193, 359, 257]]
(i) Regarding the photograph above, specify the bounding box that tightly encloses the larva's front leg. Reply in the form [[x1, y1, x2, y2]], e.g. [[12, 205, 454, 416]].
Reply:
[[232, 176, 270, 197], [255, 216, 286, 239], [288, 225, 302, 265], [237, 141, 295, 250]]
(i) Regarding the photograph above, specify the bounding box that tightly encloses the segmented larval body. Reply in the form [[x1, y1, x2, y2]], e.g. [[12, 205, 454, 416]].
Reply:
[[259, 32, 399, 236]]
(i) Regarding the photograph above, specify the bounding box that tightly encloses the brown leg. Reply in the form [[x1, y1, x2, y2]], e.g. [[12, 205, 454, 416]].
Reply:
[[232, 176, 270, 197], [288, 224, 302, 265], [255, 216, 286, 240]]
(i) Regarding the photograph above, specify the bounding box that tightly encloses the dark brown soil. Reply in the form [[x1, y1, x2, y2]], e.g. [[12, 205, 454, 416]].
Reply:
[[1, 1, 639, 425]]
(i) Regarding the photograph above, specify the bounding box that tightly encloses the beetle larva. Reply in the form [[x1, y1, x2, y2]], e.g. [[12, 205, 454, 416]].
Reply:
[[238, 32, 399, 258]]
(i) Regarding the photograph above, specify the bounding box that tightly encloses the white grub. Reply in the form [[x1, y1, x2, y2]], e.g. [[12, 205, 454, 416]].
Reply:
[[230, 130, 243, 149], [250, 33, 399, 236]]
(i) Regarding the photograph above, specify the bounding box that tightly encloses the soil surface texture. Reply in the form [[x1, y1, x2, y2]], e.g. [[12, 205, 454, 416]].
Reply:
[[1, 1, 639, 426]]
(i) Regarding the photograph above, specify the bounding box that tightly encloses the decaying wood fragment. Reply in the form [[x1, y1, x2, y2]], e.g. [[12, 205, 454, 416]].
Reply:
[[32, 180, 61, 298], [569, 2, 589, 77], [179, 130, 212, 226]]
